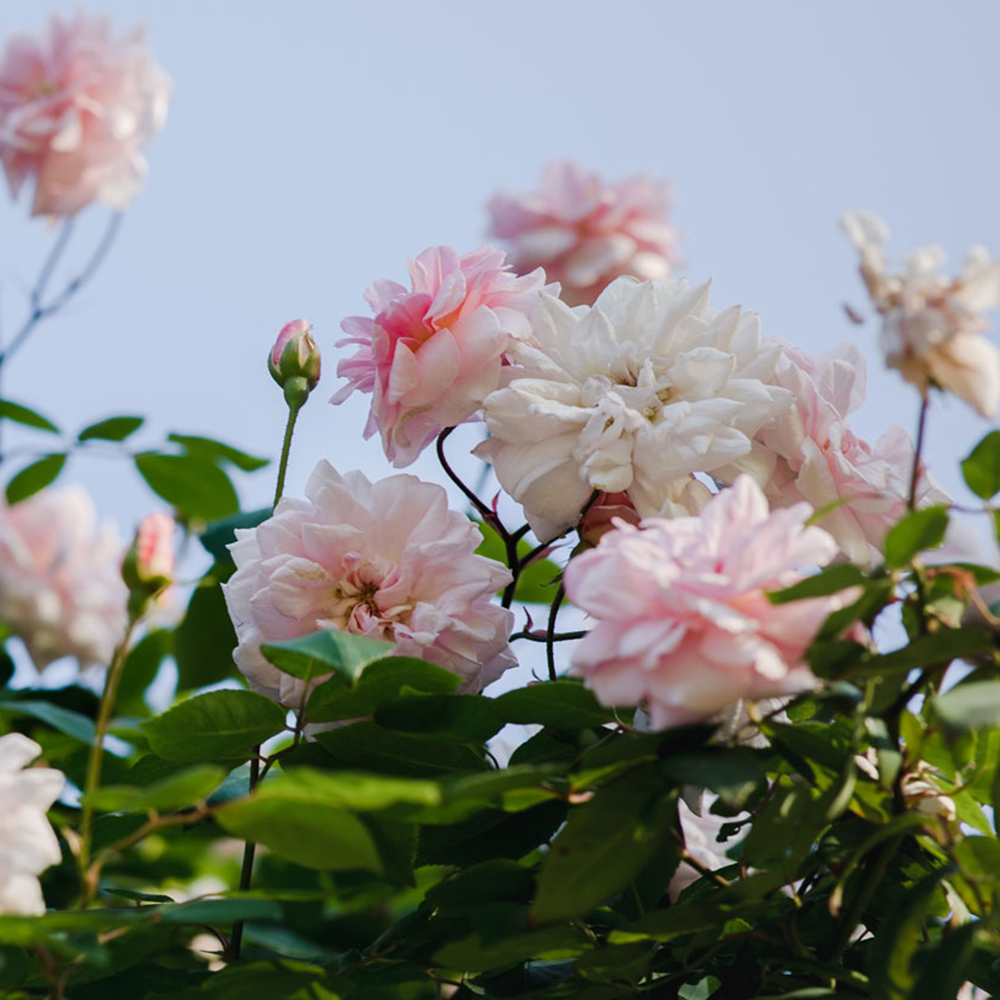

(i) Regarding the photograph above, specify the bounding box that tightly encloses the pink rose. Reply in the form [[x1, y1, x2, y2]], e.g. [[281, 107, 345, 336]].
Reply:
[[488, 161, 677, 306], [0, 12, 170, 216], [756, 342, 948, 565], [0, 485, 127, 668], [332, 246, 549, 466], [563, 476, 844, 729], [222, 460, 516, 709]]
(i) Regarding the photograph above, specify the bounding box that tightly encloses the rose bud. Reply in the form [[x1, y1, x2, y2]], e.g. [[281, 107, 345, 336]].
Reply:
[[269, 319, 321, 408]]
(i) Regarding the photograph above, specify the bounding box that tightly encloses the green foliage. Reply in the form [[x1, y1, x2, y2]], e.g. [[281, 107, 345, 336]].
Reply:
[[883, 505, 949, 567], [962, 430, 1000, 499], [134, 451, 240, 522], [0, 398, 59, 433], [5, 452, 67, 502], [142, 689, 287, 762], [77, 415, 144, 442]]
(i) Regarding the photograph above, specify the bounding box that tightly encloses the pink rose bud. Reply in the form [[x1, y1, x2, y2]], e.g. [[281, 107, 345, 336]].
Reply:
[[269, 320, 321, 408], [122, 512, 174, 617]]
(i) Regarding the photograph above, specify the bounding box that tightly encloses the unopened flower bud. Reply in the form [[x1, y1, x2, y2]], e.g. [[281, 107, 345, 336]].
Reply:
[[269, 319, 321, 409], [122, 512, 175, 618]]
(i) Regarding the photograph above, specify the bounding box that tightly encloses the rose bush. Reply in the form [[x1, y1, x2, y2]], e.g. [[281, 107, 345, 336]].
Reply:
[[2, 11, 1000, 1000]]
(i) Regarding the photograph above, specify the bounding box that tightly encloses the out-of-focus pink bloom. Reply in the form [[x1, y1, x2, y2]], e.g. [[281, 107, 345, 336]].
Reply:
[[755, 342, 949, 565], [0, 733, 64, 916], [842, 210, 1000, 418], [0, 12, 170, 217], [269, 319, 321, 395], [332, 246, 550, 467], [0, 485, 127, 668], [133, 511, 174, 583], [563, 476, 845, 729], [488, 161, 677, 306], [223, 460, 516, 710], [669, 799, 733, 901], [578, 491, 641, 546]]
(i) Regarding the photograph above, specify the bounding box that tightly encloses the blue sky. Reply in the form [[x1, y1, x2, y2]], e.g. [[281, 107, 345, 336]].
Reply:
[[2, 0, 999, 551]]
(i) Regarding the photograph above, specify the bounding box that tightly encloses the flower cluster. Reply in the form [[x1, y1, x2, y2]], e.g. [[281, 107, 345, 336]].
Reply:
[[488, 160, 677, 306], [0, 734, 63, 916], [842, 210, 1000, 417], [476, 276, 792, 540], [0, 485, 128, 669], [0, 12, 170, 216], [223, 461, 515, 709]]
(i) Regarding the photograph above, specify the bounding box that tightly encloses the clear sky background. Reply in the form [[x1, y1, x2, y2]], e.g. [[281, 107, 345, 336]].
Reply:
[[2, 1, 999, 579]]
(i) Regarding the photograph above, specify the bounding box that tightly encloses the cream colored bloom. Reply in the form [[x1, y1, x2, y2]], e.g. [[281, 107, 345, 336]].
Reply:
[[842, 209, 1000, 417], [476, 276, 792, 540], [0, 734, 63, 915]]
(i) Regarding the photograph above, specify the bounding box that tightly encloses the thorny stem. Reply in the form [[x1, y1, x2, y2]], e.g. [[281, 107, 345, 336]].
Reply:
[[273, 401, 302, 508], [546, 584, 567, 682], [907, 392, 929, 512], [511, 629, 586, 644]]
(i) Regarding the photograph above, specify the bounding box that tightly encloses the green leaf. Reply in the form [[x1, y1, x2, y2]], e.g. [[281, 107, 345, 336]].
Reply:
[[305, 656, 461, 723], [0, 399, 58, 433], [5, 453, 66, 503], [313, 721, 488, 778], [217, 797, 382, 872], [142, 689, 286, 762], [261, 630, 393, 684], [0, 698, 94, 742], [962, 431, 1000, 500], [417, 799, 568, 867], [855, 628, 994, 678], [168, 433, 269, 472], [261, 766, 440, 810], [933, 681, 1000, 730], [83, 764, 226, 813], [174, 566, 240, 691], [532, 765, 677, 923], [77, 415, 144, 442], [768, 563, 868, 604], [158, 896, 283, 924], [374, 694, 503, 744], [199, 507, 271, 564], [102, 887, 174, 904], [660, 748, 766, 810], [134, 451, 239, 521], [434, 925, 589, 972], [884, 506, 949, 568], [494, 679, 618, 729]]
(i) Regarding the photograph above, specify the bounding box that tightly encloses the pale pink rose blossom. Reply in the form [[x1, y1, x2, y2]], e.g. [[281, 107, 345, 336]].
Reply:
[[488, 161, 677, 306], [0, 12, 170, 217], [223, 460, 516, 710], [134, 511, 174, 583], [753, 342, 949, 565], [332, 246, 551, 467], [0, 733, 64, 916], [842, 210, 1000, 417], [563, 476, 844, 729], [476, 277, 792, 541], [0, 485, 128, 668]]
